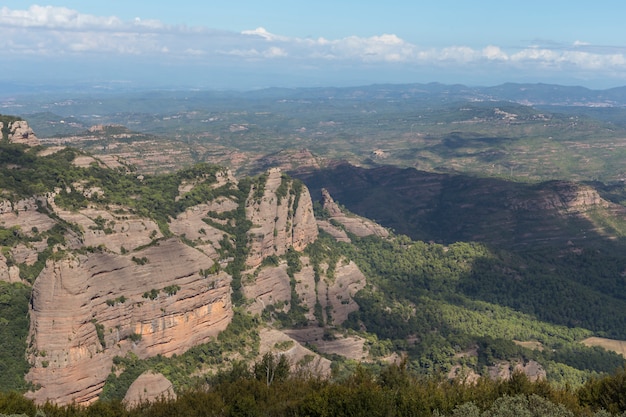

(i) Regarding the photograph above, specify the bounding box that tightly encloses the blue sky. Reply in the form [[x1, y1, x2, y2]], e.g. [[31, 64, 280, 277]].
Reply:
[[2, 1, 626, 90]]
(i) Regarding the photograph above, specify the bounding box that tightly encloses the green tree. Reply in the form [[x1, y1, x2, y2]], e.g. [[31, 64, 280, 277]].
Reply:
[[253, 353, 290, 386]]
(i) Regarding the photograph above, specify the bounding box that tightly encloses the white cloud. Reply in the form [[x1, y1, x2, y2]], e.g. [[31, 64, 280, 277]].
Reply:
[[0, 5, 124, 30], [483, 45, 508, 61], [241, 27, 287, 42], [2, 6, 626, 86], [265, 46, 287, 58]]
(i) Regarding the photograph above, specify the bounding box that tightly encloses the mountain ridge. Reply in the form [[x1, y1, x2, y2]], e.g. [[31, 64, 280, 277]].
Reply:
[[3, 118, 626, 406]]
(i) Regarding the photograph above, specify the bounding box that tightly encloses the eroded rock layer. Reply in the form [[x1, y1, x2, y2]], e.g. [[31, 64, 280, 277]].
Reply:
[[246, 168, 318, 267], [26, 239, 231, 405]]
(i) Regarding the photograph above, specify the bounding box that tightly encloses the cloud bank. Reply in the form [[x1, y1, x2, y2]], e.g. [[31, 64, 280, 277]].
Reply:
[[2, 6, 626, 87]]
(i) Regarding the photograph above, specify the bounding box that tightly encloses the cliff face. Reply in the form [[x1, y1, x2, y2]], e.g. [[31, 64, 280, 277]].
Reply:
[[9, 166, 333, 405], [26, 239, 232, 405], [243, 257, 365, 325], [246, 168, 318, 267], [0, 129, 360, 405], [319, 188, 389, 240], [1, 119, 40, 147]]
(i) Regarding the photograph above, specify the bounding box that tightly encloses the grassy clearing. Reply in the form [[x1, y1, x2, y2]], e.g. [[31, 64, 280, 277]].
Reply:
[[581, 337, 626, 357]]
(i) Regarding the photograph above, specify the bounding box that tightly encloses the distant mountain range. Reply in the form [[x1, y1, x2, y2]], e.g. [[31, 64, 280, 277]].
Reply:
[[4, 82, 626, 117]]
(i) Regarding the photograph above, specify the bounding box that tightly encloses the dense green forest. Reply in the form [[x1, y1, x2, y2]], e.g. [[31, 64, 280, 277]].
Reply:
[[305, 232, 626, 385], [3, 364, 626, 416]]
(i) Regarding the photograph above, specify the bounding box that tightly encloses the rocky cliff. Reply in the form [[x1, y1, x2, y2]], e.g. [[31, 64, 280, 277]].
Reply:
[[1, 118, 40, 147], [0, 163, 337, 405], [243, 257, 365, 325], [246, 168, 318, 267], [26, 239, 232, 405], [318, 188, 389, 240]]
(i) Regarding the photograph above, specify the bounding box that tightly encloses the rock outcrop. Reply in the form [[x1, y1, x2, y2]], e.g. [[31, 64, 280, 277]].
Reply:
[[488, 360, 546, 382], [246, 168, 318, 267], [0, 197, 57, 234], [258, 328, 331, 378], [243, 256, 365, 326], [0, 148, 361, 406], [26, 239, 232, 405], [319, 188, 389, 239], [123, 371, 176, 407], [11, 166, 337, 406], [0, 252, 21, 283], [1, 119, 40, 147]]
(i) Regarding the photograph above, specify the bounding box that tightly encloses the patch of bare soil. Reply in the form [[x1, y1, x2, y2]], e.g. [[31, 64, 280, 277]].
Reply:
[[582, 337, 626, 357], [513, 340, 544, 351]]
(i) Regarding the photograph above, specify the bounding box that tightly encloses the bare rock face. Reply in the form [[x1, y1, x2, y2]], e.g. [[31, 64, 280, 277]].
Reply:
[[0, 197, 57, 233], [321, 189, 389, 239], [123, 371, 176, 407], [244, 256, 365, 326], [258, 328, 331, 378], [52, 205, 162, 254], [1, 120, 40, 147], [316, 220, 351, 242], [0, 252, 21, 283], [488, 360, 546, 382], [246, 168, 318, 267], [243, 265, 292, 316], [170, 198, 239, 260], [26, 238, 232, 405], [315, 260, 366, 325], [285, 327, 369, 361]]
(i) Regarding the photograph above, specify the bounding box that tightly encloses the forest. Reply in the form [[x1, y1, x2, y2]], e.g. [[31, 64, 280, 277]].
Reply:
[[2, 363, 626, 416]]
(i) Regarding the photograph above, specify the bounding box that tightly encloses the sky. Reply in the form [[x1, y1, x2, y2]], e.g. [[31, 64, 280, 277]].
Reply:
[[2, 1, 626, 91]]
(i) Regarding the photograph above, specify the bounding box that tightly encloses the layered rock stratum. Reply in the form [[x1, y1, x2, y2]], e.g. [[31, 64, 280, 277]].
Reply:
[[123, 371, 176, 407], [0, 151, 361, 405], [246, 168, 318, 267], [26, 239, 232, 404]]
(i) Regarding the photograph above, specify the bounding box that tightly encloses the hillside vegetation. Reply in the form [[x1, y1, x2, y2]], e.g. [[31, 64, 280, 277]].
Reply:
[[3, 80, 626, 413], [1, 140, 626, 395]]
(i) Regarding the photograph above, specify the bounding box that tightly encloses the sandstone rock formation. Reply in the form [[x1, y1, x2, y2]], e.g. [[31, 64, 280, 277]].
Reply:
[[26, 239, 232, 405], [313, 260, 366, 325], [243, 256, 365, 326], [246, 168, 318, 267], [1, 119, 40, 147], [320, 188, 389, 239], [243, 264, 292, 317], [285, 328, 368, 361], [488, 360, 546, 382], [0, 151, 363, 406], [0, 252, 21, 283], [123, 371, 176, 407], [170, 198, 239, 260], [0, 197, 56, 234], [52, 205, 163, 254], [258, 328, 331, 378]]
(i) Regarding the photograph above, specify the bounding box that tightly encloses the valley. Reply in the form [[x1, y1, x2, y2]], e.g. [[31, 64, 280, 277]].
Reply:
[[3, 83, 626, 415]]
